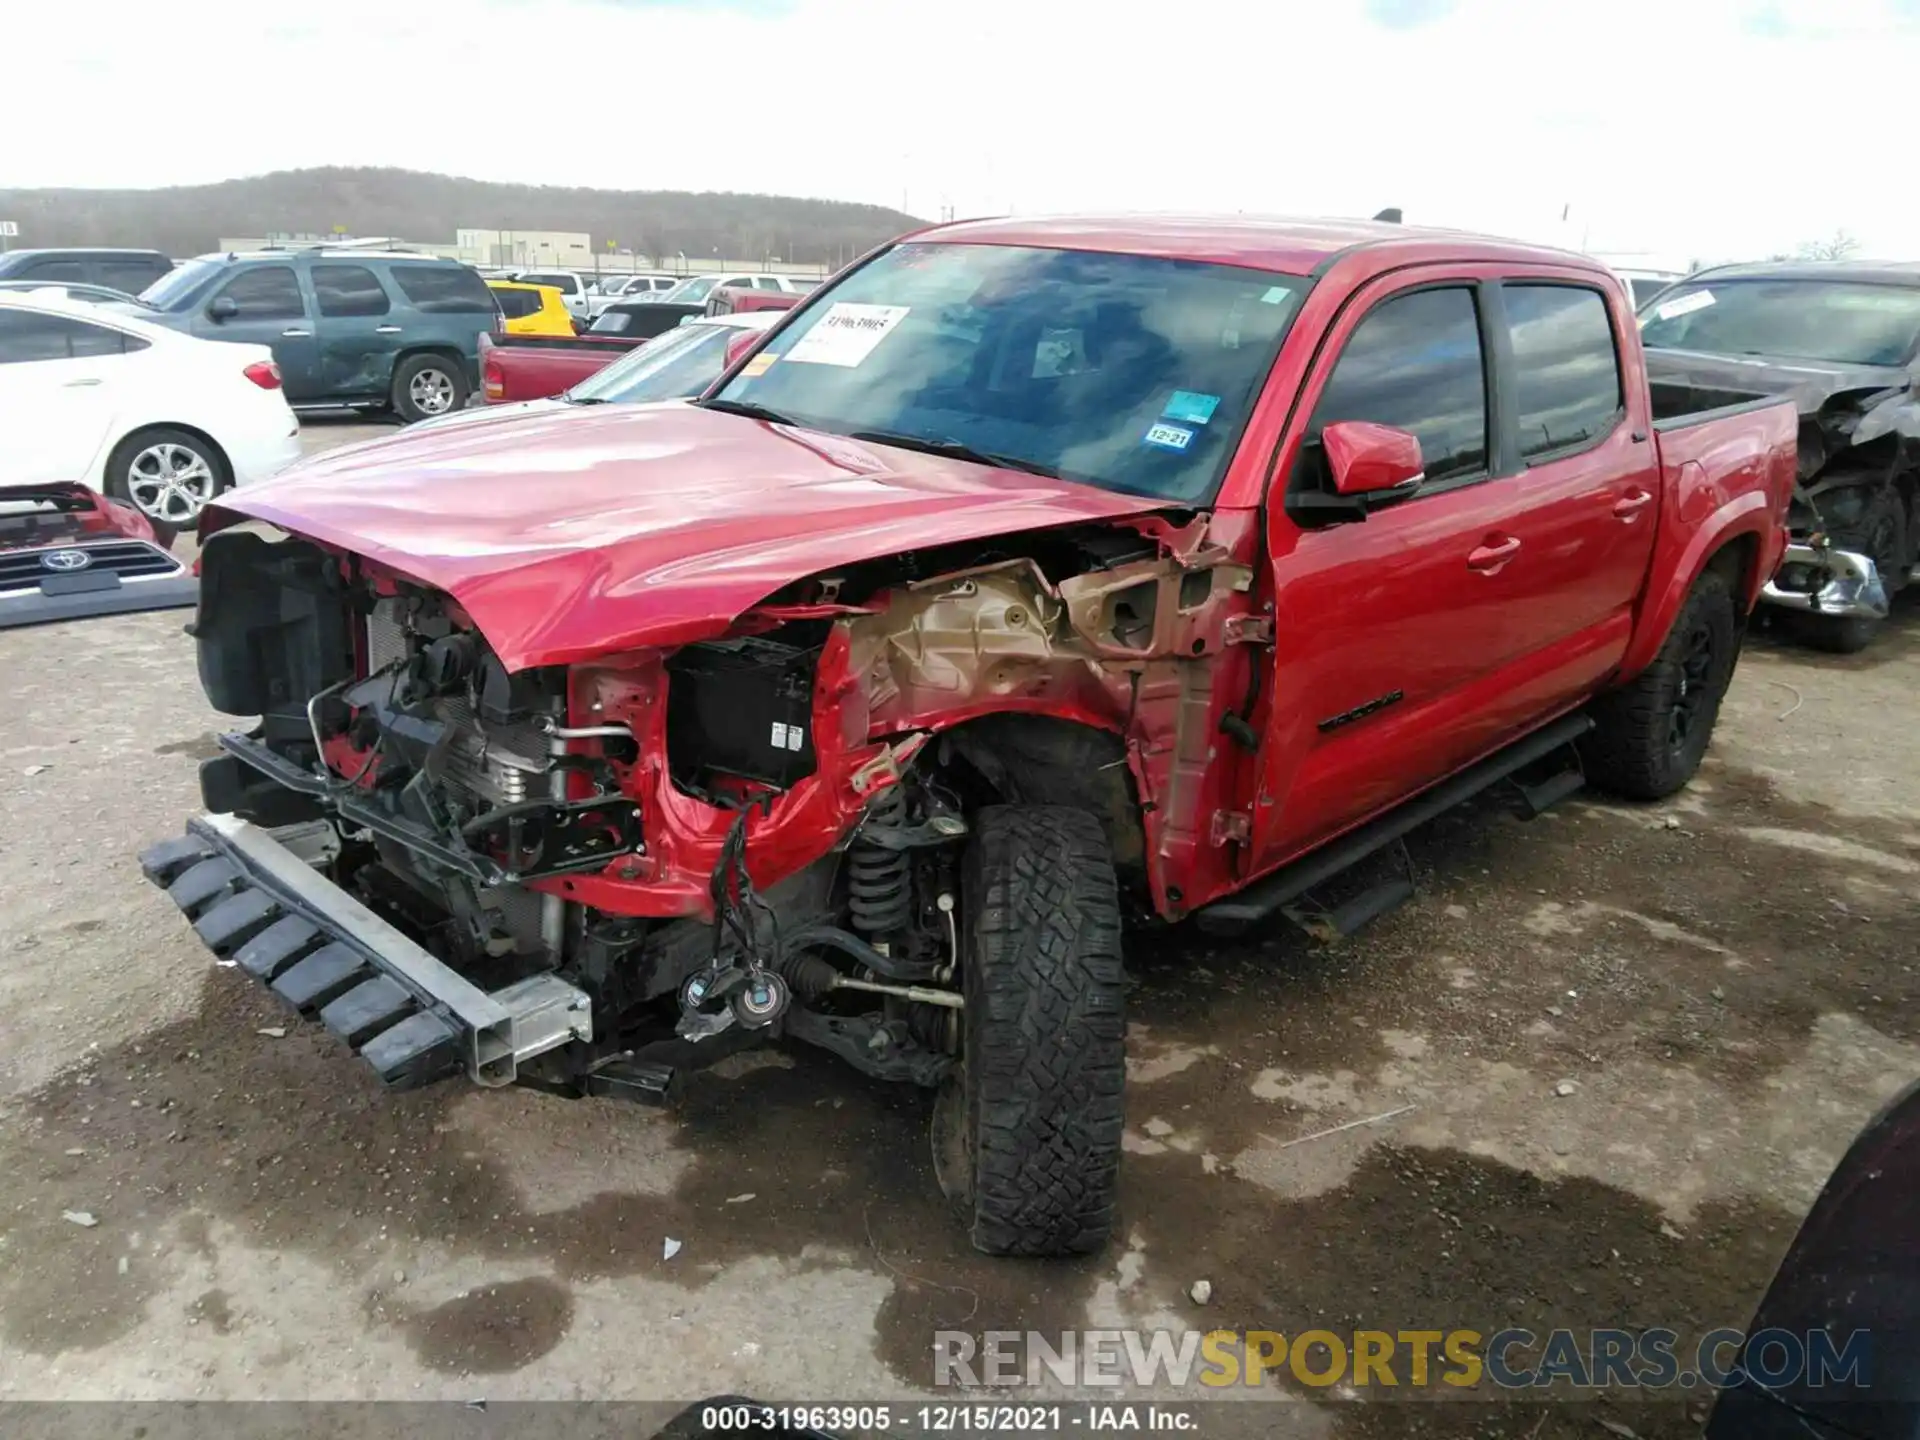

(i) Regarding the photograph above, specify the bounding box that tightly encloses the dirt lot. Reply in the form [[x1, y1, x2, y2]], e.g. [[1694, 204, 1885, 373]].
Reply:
[[0, 421, 1915, 1437]]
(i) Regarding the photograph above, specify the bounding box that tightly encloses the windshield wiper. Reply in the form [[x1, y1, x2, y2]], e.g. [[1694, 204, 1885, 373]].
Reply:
[[563, 394, 610, 405], [698, 397, 797, 425], [847, 430, 1061, 479]]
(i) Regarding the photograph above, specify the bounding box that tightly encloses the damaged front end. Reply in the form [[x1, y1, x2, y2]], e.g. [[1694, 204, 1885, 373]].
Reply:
[[141, 508, 1257, 1102], [1649, 349, 1919, 627]]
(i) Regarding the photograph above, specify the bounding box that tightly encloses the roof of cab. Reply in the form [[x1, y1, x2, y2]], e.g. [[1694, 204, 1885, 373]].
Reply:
[[908, 213, 1598, 277], [1685, 258, 1920, 287]]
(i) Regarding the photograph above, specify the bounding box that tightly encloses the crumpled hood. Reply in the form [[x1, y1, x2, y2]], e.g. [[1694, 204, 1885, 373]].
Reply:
[[1645, 346, 1910, 416], [213, 401, 1167, 670]]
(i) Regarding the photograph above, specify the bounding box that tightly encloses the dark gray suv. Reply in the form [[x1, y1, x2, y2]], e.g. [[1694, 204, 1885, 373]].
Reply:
[[125, 249, 501, 422]]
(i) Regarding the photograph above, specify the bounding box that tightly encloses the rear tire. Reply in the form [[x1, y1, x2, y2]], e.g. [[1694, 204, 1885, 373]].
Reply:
[[933, 805, 1126, 1257], [391, 354, 468, 423], [103, 426, 228, 535], [1581, 568, 1739, 801]]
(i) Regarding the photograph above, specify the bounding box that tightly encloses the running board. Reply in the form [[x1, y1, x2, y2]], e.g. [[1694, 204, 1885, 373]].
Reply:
[[1196, 713, 1595, 935]]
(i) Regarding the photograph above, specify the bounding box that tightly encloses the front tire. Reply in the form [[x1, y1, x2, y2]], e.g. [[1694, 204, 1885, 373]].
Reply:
[[934, 805, 1126, 1257], [392, 354, 468, 423], [1581, 568, 1739, 800], [104, 426, 228, 534], [1796, 483, 1907, 654]]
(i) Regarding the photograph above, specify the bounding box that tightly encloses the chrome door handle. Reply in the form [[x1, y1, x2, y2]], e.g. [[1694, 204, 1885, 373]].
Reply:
[[1467, 536, 1522, 571], [281, 328, 312, 337], [62, 377, 103, 387], [1612, 488, 1654, 517], [375, 325, 403, 334]]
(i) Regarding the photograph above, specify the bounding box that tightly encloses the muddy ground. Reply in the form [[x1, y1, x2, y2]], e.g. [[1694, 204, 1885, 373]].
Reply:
[[0, 421, 1915, 1438]]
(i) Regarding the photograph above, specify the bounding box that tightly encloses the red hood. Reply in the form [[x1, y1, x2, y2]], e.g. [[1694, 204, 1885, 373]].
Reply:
[[216, 402, 1165, 669]]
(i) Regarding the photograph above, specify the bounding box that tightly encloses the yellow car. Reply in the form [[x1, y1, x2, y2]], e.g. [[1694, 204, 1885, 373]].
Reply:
[[486, 280, 575, 337]]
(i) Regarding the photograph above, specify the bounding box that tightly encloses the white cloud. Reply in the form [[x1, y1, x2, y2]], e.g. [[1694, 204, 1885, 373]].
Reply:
[[7, 0, 1918, 263]]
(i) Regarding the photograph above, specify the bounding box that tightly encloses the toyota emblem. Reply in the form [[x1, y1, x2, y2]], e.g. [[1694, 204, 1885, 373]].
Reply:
[[40, 548, 94, 572]]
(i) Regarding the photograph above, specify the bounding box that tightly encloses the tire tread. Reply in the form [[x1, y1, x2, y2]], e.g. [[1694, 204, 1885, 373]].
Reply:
[[962, 805, 1126, 1257]]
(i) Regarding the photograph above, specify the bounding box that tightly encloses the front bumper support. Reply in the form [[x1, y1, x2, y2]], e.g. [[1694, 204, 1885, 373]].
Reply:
[[1761, 543, 1890, 620], [140, 812, 591, 1091]]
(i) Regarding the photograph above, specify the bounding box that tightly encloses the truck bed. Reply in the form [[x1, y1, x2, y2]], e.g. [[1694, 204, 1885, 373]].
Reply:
[[479, 331, 644, 404]]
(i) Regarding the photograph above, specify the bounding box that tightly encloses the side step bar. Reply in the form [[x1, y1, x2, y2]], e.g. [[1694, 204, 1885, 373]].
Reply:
[[140, 813, 591, 1090], [1197, 713, 1594, 935]]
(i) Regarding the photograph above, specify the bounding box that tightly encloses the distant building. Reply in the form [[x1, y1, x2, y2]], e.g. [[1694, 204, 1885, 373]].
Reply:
[[455, 228, 593, 269]]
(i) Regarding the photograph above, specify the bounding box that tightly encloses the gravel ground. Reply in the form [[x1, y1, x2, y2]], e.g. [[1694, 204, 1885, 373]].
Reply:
[[1, 423, 1915, 1437]]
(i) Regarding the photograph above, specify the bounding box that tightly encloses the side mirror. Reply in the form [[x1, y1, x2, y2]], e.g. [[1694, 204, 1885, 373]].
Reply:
[[1324, 421, 1425, 498], [207, 295, 239, 323], [723, 330, 760, 370]]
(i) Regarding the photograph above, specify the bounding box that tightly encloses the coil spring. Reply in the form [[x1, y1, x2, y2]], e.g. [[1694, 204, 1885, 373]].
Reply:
[[848, 785, 912, 938]]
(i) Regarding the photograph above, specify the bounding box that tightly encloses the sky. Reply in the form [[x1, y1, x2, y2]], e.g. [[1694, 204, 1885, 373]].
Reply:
[[10, 0, 1920, 265]]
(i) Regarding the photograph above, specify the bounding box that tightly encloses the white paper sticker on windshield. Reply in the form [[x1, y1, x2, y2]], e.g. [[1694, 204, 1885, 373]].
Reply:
[[784, 303, 910, 367], [1654, 289, 1714, 321]]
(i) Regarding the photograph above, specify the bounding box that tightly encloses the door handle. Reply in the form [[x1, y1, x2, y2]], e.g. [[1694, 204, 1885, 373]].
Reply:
[[1612, 488, 1655, 517], [281, 328, 312, 338], [375, 325, 403, 334], [1467, 536, 1522, 571], [62, 377, 103, 387]]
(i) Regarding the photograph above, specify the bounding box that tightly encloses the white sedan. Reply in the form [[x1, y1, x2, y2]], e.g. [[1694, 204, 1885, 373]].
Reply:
[[0, 292, 302, 535]]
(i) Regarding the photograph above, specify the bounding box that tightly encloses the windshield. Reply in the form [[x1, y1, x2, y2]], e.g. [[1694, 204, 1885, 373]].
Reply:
[[569, 321, 738, 403], [1639, 279, 1920, 366], [657, 275, 719, 304], [710, 242, 1308, 502], [138, 258, 223, 310]]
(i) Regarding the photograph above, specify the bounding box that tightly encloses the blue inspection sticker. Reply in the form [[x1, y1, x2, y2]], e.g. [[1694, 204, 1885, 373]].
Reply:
[[1261, 286, 1291, 304], [1163, 390, 1220, 426], [1143, 422, 1195, 452]]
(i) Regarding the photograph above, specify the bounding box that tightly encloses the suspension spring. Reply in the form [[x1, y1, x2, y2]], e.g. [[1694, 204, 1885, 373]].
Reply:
[[848, 785, 912, 939]]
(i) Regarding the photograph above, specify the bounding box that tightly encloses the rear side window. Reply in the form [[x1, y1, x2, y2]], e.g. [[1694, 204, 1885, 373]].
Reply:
[[313, 264, 391, 318], [755, 277, 782, 291], [22, 259, 87, 282], [0, 310, 146, 362], [390, 264, 496, 314], [590, 309, 633, 333], [492, 287, 541, 319], [216, 265, 305, 320], [1504, 285, 1623, 459], [1309, 287, 1488, 484], [1627, 277, 1673, 311], [99, 261, 168, 295]]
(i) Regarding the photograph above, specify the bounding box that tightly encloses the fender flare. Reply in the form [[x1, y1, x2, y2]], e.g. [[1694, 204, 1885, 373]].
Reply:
[[1618, 488, 1781, 680]]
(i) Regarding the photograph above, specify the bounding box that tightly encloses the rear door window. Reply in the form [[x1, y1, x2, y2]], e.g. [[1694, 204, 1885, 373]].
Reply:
[[0, 310, 144, 362], [1307, 287, 1489, 484], [390, 264, 497, 314], [214, 265, 306, 321], [313, 264, 392, 318], [492, 288, 541, 319], [1503, 284, 1624, 459]]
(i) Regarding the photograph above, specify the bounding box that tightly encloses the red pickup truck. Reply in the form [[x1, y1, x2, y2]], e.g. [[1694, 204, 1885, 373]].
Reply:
[[143, 217, 1794, 1260]]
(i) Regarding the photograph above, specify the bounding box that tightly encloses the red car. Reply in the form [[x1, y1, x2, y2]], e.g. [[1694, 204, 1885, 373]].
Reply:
[[143, 216, 1794, 1257]]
